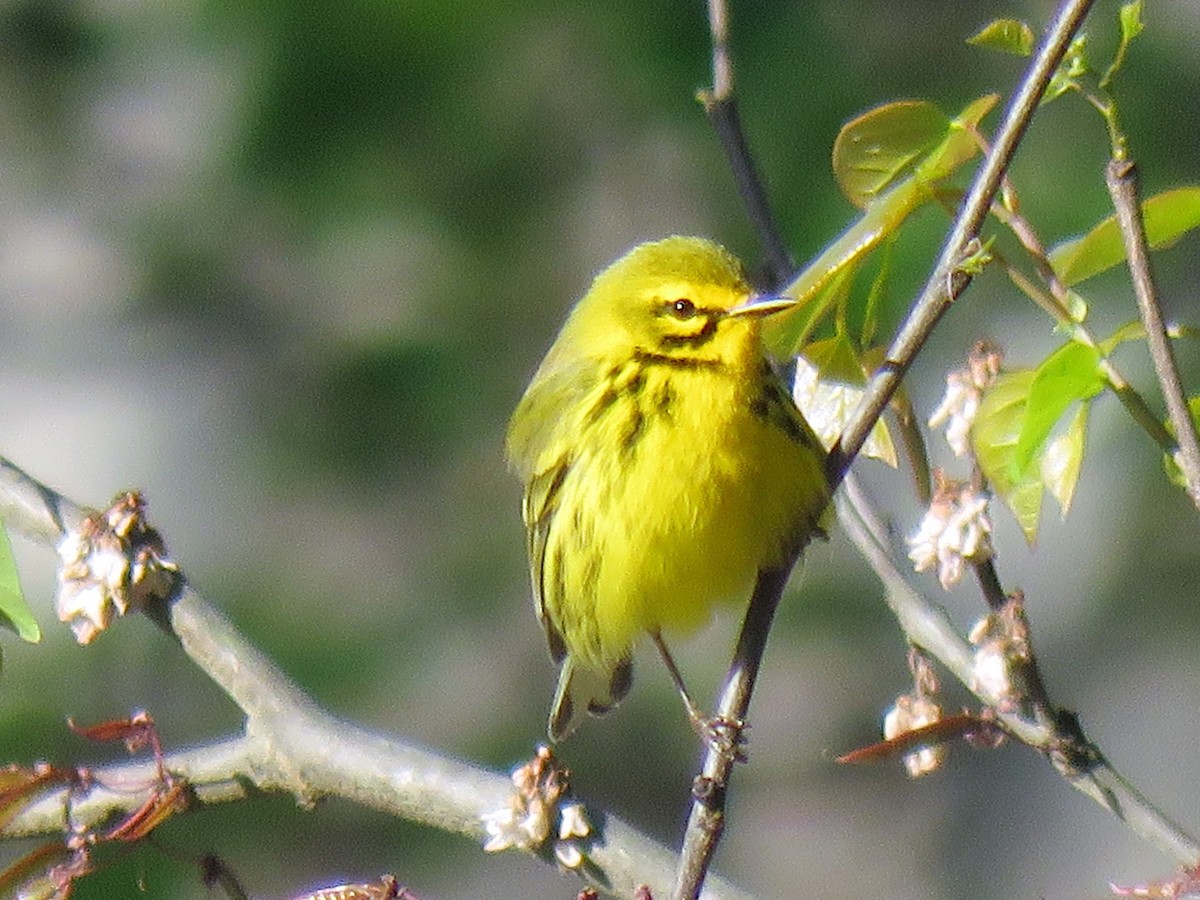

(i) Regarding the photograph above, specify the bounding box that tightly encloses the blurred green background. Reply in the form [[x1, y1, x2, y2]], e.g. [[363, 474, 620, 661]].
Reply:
[[1, 0, 1199, 897]]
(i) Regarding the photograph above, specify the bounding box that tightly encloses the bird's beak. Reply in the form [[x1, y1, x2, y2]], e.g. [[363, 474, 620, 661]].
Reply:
[[726, 294, 797, 318]]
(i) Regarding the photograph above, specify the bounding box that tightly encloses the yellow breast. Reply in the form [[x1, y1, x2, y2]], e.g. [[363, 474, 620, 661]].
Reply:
[[542, 352, 826, 669]]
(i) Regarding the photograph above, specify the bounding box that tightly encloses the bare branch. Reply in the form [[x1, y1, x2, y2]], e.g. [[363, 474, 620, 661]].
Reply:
[[699, 0, 793, 286], [673, 5, 805, 896], [706, 0, 732, 102], [674, 564, 791, 900]]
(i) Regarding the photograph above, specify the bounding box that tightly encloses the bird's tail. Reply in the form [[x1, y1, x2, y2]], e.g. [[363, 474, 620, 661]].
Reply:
[[548, 656, 633, 742]]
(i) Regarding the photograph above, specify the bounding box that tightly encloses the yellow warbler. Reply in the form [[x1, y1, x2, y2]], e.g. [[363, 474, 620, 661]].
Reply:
[[506, 236, 829, 741]]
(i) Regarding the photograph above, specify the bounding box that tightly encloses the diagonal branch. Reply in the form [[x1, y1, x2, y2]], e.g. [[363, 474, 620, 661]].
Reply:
[[837, 476, 1200, 866], [827, 0, 1100, 487], [674, 563, 791, 900], [0, 456, 753, 900], [699, 0, 794, 287]]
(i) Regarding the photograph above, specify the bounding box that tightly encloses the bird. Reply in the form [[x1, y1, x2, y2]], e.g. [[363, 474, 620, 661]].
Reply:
[[506, 236, 830, 742]]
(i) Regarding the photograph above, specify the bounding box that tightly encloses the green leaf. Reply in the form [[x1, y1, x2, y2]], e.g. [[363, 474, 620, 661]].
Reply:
[[967, 19, 1035, 56], [1044, 35, 1089, 104], [973, 369, 1043, 541], [805, 334, 866, 385], [955, 236, 995, 278], [1042, 401, 1089, 515], [1049, 187, 1200, 285], [917, 94, 998, 185], [773, 94, 997, 357], [1099, 320, 1146, 356], [764, 262, 854, 359], [833, 100, 949, 208], [773, 96, 996, 358], [1119, 1, 1144, 45], [1014, 341, 1103, 477], [1103, 1, 1144, 88], [0, 526, 36, 643]]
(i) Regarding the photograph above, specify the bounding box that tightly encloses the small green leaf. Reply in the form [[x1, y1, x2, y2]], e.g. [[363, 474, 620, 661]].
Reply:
[[955, 236, 995, 278], [1004, 474, 1045, 544], [0, 526, 37, 643], [1049, 187, 1200, 285], [765, 263, 855, 359], [1042, 401, 1089, 515], [1014, 341, 1104, 476], [1044, 35, 1090, 104], [1099, 320, 1146, 356], [1103, 1, 1144, 88], [833, 100, 949, 208], [973, 369, 1043, 541], [804, 334, 866, 386], [1119, 1, 1144, 44], [967, 19, 1035, 56]]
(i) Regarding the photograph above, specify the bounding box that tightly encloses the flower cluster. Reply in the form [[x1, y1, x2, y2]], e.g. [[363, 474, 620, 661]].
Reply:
[[482, 746, 591, 870], [926, 341, 1002, 458], [55, 491, 178, 644], [908, 472, 994, 590]]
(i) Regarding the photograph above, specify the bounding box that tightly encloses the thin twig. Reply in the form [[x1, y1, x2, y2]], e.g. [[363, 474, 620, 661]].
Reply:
[[673, 4, 799, 897], [699, 0, 793, 286], [827, 0, 1100, 487], [1106, 157, 1200, 510], [674, 564, 792, 900], [706, 0, 733, 102], [679, 2, 1098, 897], [972, 557, 1008, 611]]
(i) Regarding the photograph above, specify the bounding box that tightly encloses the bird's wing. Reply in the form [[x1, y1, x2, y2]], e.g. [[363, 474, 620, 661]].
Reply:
[[523, 460, 570, 662], [508, 357, 596, 662]]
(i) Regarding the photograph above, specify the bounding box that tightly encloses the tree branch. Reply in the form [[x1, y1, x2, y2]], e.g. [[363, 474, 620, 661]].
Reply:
[[0, 456, 752, 900], [699, 0, 794, 287], [673, 4, 802, 897], [674, 564, 791, 900], [837, 475, 1200, 866], [679, 2, 1100, 897]]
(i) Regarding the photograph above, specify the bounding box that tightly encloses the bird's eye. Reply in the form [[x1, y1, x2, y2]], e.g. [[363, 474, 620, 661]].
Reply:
[[671, 298, 696, 319]]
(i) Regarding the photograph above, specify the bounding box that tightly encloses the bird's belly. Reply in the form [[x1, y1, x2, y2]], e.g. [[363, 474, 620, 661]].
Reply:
[[566, 396, 815, 661]]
